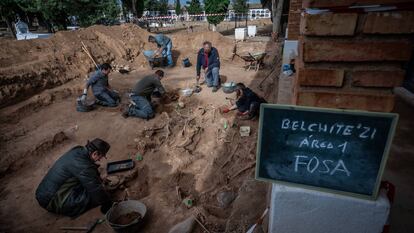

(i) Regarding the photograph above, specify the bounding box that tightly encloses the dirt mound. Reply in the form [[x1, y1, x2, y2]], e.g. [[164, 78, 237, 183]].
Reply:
[[0, 24, 237, 108]]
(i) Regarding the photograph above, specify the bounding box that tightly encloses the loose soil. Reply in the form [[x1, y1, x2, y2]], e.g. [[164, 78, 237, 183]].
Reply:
[[0, 24, 280, 233]]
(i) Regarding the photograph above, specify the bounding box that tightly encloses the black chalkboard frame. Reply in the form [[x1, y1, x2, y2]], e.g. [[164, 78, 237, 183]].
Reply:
[[255, 104, 399, 200]]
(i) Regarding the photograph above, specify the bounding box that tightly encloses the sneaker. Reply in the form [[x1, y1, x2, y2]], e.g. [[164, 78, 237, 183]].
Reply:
[[207, 84, 213, 88], [212, 86, 218, 92]]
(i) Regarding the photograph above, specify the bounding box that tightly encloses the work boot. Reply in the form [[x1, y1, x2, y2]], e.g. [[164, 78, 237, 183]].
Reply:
[[212, 86, 218, 92]]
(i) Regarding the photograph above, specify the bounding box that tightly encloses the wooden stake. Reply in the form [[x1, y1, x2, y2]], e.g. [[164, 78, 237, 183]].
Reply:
[[81, 41, 99, 69]]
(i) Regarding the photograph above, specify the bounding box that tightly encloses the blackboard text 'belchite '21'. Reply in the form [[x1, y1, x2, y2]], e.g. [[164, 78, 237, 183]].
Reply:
[[255, 104, 398, 200]]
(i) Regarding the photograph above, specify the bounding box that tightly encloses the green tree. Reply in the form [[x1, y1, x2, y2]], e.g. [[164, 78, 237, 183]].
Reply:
[[233, 0, 248, 14], [0, 0, 22, 38], [175, 0, 181, 15], [186, 0, 202, 15], [158, 0, 168, 15], [144, 0, 159, 12], [205, 0, 229, 27], [122, 0, 145, 18]]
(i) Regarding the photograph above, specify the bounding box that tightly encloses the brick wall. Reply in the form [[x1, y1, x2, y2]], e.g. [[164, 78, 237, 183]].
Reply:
[[287, 0, 303, 40], [292, 2, 414, 112]]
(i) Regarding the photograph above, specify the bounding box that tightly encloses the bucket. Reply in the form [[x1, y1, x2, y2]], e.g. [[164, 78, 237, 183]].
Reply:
[[222, 82, 236, 94], [182, 57, 191, 67], [235, 28, 246, 40], [106, 200, 147, 233], [247, 25, 257, 37]]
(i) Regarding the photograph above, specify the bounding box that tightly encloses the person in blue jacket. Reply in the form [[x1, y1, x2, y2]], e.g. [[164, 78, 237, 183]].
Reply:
[[148, 34, 173, 67], [80, 63, 120, 107], [196, 41, 221, 92], [35, 138, 113, 217]]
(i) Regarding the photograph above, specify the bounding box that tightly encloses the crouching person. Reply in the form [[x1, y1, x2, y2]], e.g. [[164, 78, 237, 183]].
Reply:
[[81, 63, 120, 107], [222, 83, 267, 120], [122, 70, 166, 119], [35, 138, 113, 217]]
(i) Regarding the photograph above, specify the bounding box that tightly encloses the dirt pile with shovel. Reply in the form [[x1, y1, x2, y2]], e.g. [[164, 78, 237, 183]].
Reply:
[[0, 24, 241, 108]]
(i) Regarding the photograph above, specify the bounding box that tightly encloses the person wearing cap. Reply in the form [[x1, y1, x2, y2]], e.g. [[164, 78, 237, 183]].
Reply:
[[35, 138, 113, 217], [80, 63, 120, 107], [148, 34, 174, 67], [222, 83, 267, 120], [196, 41, 221, 92], [121, 70, 166, 119]]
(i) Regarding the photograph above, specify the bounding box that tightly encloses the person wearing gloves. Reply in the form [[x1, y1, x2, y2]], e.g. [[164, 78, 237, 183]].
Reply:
[[80, 63, 120, 107], [148, 34, 174, 67], [196, 41, 221, 92], [35, 138, 113, 217], [121, 70, 166, 119], [222, 83, 267, 120]]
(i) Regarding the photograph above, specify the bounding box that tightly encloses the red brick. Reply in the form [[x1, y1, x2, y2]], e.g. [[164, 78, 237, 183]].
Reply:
[[298, 68, 344, 86], [351, 69, 405, 87], [296, 90, 395, 112], [363, 11, 414, 34], [302, 0, 414, 8], [301, 13, 358, 36], [302, 39, 412, 62]]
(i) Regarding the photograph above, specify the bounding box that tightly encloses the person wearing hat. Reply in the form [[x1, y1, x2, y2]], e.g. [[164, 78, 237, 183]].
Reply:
[[221, 83, 267, 120], [35, 138, 113, 217], [80, 63, 120, 107], [121, 70, 166, 119], [148, 34, 174, 67]]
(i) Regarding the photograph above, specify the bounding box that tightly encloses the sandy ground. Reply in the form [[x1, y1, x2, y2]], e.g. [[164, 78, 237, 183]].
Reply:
[[0, 46, 278, 233]]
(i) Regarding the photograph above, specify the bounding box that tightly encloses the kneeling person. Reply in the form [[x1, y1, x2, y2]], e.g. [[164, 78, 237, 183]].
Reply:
[[123, 70, 166, 119], [223, 83, 266, 120], [81, 63, 120, 107], [35, 138, 113, 217]]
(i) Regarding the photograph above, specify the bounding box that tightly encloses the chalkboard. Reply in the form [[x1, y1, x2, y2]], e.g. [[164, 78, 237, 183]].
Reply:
[[255, 104, 398, 199]]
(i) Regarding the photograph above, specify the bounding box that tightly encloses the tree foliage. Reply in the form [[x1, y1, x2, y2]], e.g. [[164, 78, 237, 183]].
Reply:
[[144, 0, 159, 11], [175, 0, 181, 15], [158, 0, 168, 15], [233, 0, 248, 14], [186, 0, 202, 15], [204, 0, 229, 26], [1, 0, 121, 30], [122, 0, 145, 17]]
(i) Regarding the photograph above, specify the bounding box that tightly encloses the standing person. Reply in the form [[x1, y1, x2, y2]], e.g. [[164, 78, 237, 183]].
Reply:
[[80, 63, 120, 107], [148, 34, 174, 67], [222, 83, 266, 120], [122, 70, 166, 119], [196, 41, 221, 92], [35, 138, 113, 217]]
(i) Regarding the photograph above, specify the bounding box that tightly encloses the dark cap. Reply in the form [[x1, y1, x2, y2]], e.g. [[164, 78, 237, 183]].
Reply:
[[87, 138, 110, 156]]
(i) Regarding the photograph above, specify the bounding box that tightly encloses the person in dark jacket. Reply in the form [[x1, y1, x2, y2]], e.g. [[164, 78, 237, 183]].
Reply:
[[121, 70, 166, 119], [196, 41, 221, 92], [35, 138, 113, 217], [80, 63, 120, 107], [222, 83, 267, 120], [148, 34, 173, 67]]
